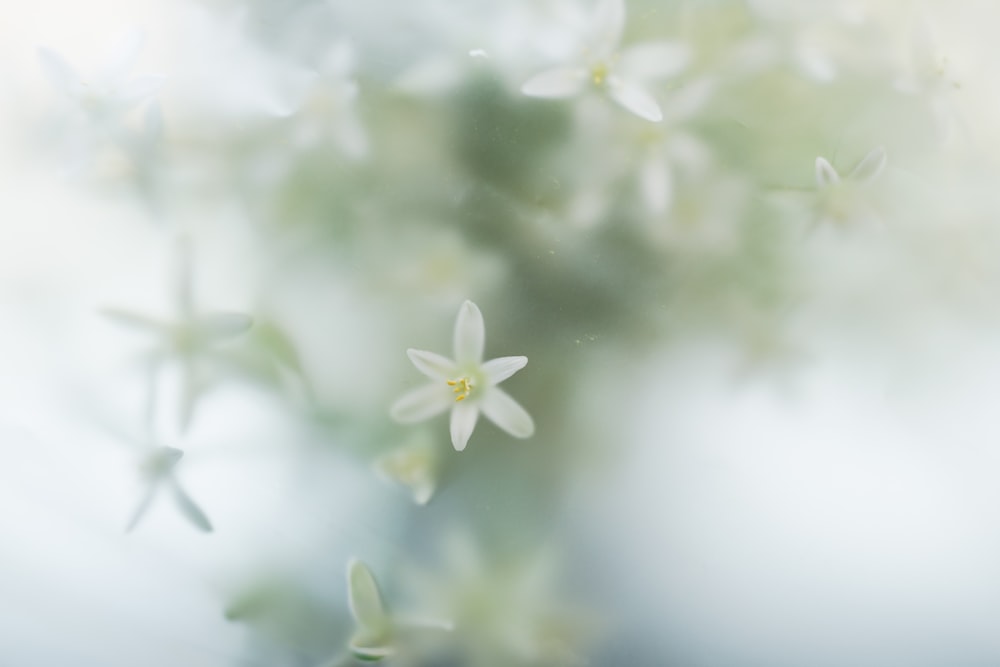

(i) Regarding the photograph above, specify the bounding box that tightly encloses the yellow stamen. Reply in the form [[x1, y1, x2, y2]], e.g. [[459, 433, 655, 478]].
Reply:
[[447, 377, 473, 402]]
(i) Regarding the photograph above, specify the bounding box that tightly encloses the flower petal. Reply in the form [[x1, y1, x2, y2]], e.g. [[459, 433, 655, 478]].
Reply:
[[453, 300, 485, 364], [117, 75, 164, 107], [815, 157, 840, 188], [407, 349, 457, 380], [169, 478, 213, 532], [390, 384, 454, 423], [449, 401, 480, 452], [194, 312, 254, 340], [521, 67, 587, 99], [125, 485, 157, 533], [481, 388, 535, 439], [101, 307, 168, 332], [37, 47, 79, 95], [481, 356, 528, 384], [99, 29, 144, 87], [619, 42, 691, 80], [587, 0, 626, 59], [848, 146, 887, 183], [347, 559, 389, 630], [607, 77, 662, 122]]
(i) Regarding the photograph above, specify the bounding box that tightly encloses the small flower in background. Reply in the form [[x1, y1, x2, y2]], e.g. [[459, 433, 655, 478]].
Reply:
[[344, 558, 453, 662], [521, 0, 690, 122], [37, 29, 163, 173], [102, 237, 253, 434], [375, 432, 440, 505], [813, 146, 887, 227], [292, 41, 368, 159], [390, 301, 534, 452], [127, 444, 212, 533], [400, 534, 593, 667]]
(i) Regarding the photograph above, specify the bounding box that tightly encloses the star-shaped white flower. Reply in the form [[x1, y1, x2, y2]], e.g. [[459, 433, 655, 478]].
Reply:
[[390, 301, 534, 452], [102, 238, 253, 433], [127, 445, 212, 533], [521, 0, 690, 122], [38, 29, 163, 135]]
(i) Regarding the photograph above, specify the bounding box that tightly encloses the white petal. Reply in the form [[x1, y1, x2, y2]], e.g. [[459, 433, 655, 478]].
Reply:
[[481, 356, 528, 384], [588, 0, 626, 59], [99, 29, 144, 86], [347, 559, 389, 630], [815, 157, 840, 188], [521, 67, 587, 99], [453, 300, 485, 364], [848, 146, 887, 183], [390, 384, 454, 423], [639, 155, 674, 214], [480, 388, 535, 439], [607, 77, 662, 122], [407, 349, 457, 380], [449, 402, 480, 452], [169, 478, 213, 532], [101, 307, 167, 332], [37, 47, 79, 95], [349, 641, 394, 661], [194, 312, 254, 340], [619, 42, 691, 80], [125, 486, 157, 533], [117, 75, 164, 106]]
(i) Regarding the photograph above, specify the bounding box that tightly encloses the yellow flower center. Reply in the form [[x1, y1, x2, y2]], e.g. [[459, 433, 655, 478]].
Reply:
[[591, 63, 609, 86], [447, 377, 474, 402]]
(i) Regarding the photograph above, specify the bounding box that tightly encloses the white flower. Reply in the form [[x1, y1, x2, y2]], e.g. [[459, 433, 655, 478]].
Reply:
[[375, 433, 440, 505], [521, 0, 690, 122], [390, 301, 534, 452], [102, 237, 253, 433], [292, 41, 368, 159], [38, 29, 162, 131], [37, 30, 163, 173], [345, 559, 453, 662], [813, 146, 887, 226], [127, 445, 212, 533]]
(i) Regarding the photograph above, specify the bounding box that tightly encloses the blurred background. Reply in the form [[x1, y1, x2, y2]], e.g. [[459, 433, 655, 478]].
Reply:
[[3, 0, 1000, 665]]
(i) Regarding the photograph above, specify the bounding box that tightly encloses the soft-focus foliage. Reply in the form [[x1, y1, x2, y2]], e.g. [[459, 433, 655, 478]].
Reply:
[[5, 1, 1000, 666]]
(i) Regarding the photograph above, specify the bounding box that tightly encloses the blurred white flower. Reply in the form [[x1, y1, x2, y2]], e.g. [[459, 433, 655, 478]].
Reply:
[[292, 41, 368, 159], [813, 146, 887, 226], [390, 301, 534, 452], [37, 29, 163, 172], [400, 535, 592, 667], [169, 7, 313, 121], [102, 238, 253, 434], [345, 559, 453, 662], [127, 445, 212, 533], [375, 433, 440, 505], [521, 0, 690, 122]]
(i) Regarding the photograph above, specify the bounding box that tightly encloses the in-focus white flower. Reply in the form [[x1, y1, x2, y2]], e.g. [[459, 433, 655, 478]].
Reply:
[[127, 445, 212, 533], [390, 301, 534, 452], [102, 237, 253, 434], [813, 146, 887, 226], [375, 433, 440, 505], [521, 0, 690, 122], [345, 559, 453, 662]]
